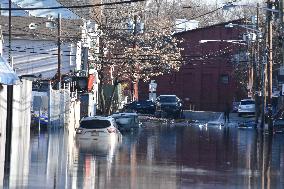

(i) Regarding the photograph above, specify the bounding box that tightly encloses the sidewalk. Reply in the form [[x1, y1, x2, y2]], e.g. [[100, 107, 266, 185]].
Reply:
[[183, 111, 255, 122]]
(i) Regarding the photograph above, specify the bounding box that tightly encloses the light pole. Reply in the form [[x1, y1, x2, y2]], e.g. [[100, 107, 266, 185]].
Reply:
[[266, 0, 274, 135], [57, 13, 62, 88], [224, 21, 268, 130], [223, 2, 277, 134]]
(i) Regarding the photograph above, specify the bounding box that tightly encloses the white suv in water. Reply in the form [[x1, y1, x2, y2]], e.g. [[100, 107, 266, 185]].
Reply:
[[238, 99, 255, 116], [76, 116, 121, 140]]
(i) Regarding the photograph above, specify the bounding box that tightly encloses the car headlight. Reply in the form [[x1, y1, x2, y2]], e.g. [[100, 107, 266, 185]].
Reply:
[[76, 128, 83, 134]]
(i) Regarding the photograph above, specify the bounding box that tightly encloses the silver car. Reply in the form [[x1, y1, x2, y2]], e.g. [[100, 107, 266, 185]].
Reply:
[[238, 99, 255, 116], [112, 113, 140, 132]]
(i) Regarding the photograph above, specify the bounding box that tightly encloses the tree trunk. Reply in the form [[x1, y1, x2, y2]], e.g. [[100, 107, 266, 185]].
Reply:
[[106, 77, 119, 115], [99, 82, 106, 115], [98, 69, 106, 115]]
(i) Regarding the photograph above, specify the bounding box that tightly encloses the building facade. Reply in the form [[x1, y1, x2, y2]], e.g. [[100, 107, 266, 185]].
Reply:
[[139, 20, 247, 112]]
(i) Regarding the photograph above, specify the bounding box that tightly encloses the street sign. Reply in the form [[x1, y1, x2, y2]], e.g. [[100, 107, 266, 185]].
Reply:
[[149, 80, 157, 92]]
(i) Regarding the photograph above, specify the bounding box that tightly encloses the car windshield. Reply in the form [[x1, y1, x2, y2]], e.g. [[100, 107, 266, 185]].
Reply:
[[241, 100, 255, 105], [159, 96, 177, 103], [137, 100, 154, 105], [80, 119, 111, 129]]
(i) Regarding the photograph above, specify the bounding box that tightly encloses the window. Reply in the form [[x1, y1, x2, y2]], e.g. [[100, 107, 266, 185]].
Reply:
[[159, 96, 177, 103], [220, 74, 229, 84], [80, 119, 111, 129], [240, 100, 255, 105]]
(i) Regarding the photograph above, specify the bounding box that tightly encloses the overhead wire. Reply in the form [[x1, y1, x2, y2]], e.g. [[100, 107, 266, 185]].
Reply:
[[163, 6, 224, 30], [0, 0, 146, 11]]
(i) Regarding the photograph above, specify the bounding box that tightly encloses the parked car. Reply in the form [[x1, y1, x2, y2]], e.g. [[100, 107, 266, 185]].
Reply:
[[75, 116, 122, 141], [155, 95, 183, 119], [238, 99, 255, 117], [238, 120, 257, 129], [272, 108, 284, 133], [123, 100, 156, 114], [112, 112, 140, 132]]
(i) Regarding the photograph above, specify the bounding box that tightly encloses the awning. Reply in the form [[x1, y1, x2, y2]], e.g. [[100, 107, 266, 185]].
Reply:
[[0, 56, 19, 85]]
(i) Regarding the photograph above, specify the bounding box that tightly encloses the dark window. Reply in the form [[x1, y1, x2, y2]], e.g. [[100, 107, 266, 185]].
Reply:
[[220, 75, 229, 84], [240, 100, 255, 105], [80, 119, 111, 129], [158, 96, 177, 103]]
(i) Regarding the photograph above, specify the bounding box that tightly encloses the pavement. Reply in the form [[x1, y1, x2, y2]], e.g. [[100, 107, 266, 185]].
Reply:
[[183, 110, 255, 122]]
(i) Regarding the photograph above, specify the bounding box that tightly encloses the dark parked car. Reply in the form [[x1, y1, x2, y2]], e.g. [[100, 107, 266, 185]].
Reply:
[[272, 108, 284, 133], [155, 95, 183, 119], [123, 100, 156, 114]]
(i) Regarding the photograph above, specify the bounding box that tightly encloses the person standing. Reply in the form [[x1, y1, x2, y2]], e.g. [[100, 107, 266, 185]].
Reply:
[[224, 102, 230, 123]]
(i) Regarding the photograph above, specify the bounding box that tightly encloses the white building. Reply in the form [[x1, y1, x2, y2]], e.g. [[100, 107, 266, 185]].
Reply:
[[174, 19, 199, 33]]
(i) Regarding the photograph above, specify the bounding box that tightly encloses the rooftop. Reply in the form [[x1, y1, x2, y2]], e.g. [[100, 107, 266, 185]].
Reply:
[[58, 0, 101, 23], [173, 18, 246, 36], [0, 15, 84, 41]]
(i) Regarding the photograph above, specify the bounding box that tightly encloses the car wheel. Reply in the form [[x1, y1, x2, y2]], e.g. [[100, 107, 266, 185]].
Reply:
[[155, 111, 161, 118], [161, 111, 167, 118]]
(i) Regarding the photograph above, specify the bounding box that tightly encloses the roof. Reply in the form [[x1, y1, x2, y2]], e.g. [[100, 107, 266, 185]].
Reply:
[[241, 99, 255, 101], [0, 56, 19, 85], [0, 15, 83, 41], [1, 0, 79, 19], [173, 18, 247, 36], [158, 95, 177, 97], [112, 113, 138, 117], [57, 0, 101, 24], [81, 116, 113, 121]]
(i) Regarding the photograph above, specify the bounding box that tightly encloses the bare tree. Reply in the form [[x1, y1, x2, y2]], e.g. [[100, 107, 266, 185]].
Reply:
[[94, 1, 183, 114]]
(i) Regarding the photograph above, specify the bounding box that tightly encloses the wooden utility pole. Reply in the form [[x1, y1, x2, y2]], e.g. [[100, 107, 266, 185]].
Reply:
[[4, 1, 13, 187], [281, 0, 284, 67], [57, 13, 62, 88], [132, 15, 138, 101], [267, 0, 273, 134]]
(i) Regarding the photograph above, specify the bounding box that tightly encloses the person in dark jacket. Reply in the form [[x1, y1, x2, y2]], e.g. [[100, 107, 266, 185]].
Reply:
[[224, 103, 230, 123]]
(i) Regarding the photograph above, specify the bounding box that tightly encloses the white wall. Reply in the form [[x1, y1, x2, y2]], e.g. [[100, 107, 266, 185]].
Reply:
[[0, 79, 32, 188]]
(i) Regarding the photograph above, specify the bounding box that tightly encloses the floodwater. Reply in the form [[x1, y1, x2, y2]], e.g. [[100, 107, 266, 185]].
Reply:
[[0, 119, 283, 189]]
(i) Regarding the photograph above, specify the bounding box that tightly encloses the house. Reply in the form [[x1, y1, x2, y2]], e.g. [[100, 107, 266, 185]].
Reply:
[[139, 19, 247, 112], [0, 0, 102, 123], [0, 15, 84, 78]]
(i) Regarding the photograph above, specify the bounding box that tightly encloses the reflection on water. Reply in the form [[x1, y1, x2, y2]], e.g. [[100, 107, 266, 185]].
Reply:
[[0, 121, 283, 188]]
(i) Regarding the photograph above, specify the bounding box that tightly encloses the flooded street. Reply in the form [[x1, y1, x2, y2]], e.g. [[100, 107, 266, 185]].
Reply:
[[1, 118, 284, 189]]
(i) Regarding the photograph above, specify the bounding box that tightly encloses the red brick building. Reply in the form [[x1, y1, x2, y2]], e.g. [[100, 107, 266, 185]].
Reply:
[[139, 20, 247, 112]]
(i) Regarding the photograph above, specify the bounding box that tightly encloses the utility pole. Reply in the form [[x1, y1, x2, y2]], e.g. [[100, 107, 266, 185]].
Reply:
[[57, 13, 61, 88], [267, 0, 274, 135], [4, 0, 13, 187], [281, 0, 284, 67], [131, 15, 138, 101], [255, 3, 260, 128]]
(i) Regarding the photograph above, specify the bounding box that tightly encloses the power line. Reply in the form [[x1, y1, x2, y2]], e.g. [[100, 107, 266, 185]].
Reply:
[[163, 6, 224, 30], [0, 0, 146, 11]]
